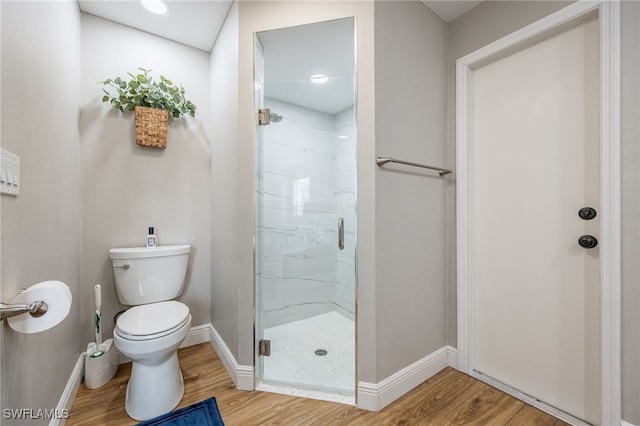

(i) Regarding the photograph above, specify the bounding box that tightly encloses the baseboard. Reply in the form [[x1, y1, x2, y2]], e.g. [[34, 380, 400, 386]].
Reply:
[[59, 329, 458, 417], [447, 345, 458, 368], [56, 323, 253, 423], [357, 345, 454, 411], [49, 353, 84, 426], [180, 323, 211, 348], [208, 324, 254, 391], [621, 421, 637, 426]]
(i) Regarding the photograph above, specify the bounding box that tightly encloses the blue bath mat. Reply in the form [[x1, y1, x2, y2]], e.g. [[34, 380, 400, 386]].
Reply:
[[137, 397, 224, 426]]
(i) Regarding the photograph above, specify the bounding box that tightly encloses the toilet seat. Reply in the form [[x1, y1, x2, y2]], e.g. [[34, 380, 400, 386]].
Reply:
[[116, 301, 190, 341]]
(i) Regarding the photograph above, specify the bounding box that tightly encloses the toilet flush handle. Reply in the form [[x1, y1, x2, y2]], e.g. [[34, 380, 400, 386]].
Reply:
[[114, 264, 130, 270]]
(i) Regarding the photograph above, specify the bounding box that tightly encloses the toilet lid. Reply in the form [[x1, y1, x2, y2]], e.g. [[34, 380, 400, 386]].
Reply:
[[116, 301, 190, 339]]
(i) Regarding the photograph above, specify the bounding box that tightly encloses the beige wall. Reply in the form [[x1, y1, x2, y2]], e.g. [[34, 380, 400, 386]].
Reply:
[[209, 1, 241, 361], [374, 0, 448, 379], [1, 1, 83, 421], [1, 4, 213, 418], [79, 14, 212, 344], [621, 1, 640, 423]]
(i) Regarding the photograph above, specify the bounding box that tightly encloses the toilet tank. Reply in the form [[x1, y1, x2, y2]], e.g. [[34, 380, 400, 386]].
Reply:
[[109, 244, 191, 305]]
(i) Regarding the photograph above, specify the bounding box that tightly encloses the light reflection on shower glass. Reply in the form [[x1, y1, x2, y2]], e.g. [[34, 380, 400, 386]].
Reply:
[[293, 178, 310, 217]]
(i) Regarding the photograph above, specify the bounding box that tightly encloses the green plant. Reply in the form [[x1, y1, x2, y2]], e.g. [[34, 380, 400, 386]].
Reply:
[[101, 68, 196, 118]]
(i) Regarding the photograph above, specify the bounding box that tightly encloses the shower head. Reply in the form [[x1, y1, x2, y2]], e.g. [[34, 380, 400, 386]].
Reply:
[[269, 112, 283, 123]]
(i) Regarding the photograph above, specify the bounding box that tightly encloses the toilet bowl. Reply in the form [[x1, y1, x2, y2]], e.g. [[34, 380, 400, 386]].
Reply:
[[109, 244, 192, 421], [113, 300, 192, 421]]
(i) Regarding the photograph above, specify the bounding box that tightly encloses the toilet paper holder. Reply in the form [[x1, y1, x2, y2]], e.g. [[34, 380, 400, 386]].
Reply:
[[3, 281, 71, 334], [0, 299, 49, 321]]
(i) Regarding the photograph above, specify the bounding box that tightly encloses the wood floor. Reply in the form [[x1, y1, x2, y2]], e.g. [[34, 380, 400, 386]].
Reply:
[[68, 343, 567, 425]]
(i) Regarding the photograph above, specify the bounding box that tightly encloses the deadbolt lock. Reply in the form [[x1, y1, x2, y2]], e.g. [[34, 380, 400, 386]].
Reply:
[[578, 207, 597, 220], [578, 235, 598, 249]]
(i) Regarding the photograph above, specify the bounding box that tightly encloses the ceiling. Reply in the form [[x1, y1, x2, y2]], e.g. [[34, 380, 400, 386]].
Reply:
[[77, 0, 482, 114], [78, 1, 483, 53], [420, 0, 483, 23], [77, 0, 233, 52]]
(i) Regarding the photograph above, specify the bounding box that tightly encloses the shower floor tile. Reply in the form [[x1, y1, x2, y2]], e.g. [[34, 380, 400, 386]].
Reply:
[[261, 311, 355, 398]]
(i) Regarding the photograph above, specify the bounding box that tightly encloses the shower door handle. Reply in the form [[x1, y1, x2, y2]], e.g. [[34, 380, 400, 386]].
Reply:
[[338, 218, 345, 251]]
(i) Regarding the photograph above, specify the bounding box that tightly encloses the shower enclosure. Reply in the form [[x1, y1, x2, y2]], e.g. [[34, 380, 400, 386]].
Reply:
[[254, 18, 357, 402]]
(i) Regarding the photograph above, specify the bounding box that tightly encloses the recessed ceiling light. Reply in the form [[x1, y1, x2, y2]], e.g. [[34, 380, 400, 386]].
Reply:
[[141, 0, 168, 15], [310, 74, 329, 84], [338, 135, 349, 140]]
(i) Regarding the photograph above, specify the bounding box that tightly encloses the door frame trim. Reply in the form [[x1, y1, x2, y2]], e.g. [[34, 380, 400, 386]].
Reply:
[[455, 1, 621, 425]]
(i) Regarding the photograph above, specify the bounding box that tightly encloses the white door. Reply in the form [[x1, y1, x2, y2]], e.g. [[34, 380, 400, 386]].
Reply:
[[471, 19, 600, 424]]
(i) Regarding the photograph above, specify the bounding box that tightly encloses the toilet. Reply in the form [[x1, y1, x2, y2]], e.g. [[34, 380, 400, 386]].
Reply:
[[110, 244, 192, 421]]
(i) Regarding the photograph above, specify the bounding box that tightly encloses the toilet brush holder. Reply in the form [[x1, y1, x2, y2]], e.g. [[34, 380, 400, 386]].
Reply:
[[85, 338, 118, 389]]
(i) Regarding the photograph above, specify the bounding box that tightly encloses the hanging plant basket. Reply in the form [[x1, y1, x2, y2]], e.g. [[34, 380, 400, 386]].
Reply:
[[100, 68, 197, 149], [135, 106, 169, 149]]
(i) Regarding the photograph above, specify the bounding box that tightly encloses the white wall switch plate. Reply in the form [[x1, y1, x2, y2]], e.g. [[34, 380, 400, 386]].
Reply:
[[1, 148, 20, 196]]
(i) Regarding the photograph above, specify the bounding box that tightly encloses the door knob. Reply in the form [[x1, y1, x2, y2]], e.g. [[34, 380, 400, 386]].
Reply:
[[578, 207, 597, 220], [578, 235, 598, 249]]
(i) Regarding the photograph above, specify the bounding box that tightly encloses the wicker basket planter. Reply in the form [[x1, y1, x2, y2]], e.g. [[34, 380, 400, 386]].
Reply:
[[135, 106, 169, 149], [101, 69, 196, 148]]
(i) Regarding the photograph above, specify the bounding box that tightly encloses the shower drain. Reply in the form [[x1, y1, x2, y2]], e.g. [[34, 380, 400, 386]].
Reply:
[[314, 349, 328, 356]]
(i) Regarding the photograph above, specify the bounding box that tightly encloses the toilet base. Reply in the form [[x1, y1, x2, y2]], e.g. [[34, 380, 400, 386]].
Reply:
[[125, 351, 185, 421]]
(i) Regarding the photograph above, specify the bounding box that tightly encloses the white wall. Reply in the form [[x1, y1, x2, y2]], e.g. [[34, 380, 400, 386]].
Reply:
[[1, 1, 83, 421], [80, 14, 212, 344]]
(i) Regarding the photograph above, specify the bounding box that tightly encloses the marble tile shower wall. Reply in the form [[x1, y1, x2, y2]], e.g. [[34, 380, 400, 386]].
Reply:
[[258, 98, 356, 328], [335, 106, 356, 320]]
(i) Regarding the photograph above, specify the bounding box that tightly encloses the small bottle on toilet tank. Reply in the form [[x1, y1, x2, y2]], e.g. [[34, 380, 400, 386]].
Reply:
[[146, 227, 156, 248]]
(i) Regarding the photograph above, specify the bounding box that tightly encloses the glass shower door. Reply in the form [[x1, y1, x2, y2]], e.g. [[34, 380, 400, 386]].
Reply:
[[254, 18, 356, 400]]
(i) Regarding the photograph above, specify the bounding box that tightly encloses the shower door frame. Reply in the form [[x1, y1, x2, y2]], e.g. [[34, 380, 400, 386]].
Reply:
[[455, 1, 621, 425], [253, 33, 266, 387], [251, 19, 359, 397]]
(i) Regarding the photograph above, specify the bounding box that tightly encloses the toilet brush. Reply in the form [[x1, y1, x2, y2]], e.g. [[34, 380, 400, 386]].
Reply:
[[90, 284, 104, 358], [84, 283, 117, 389]]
